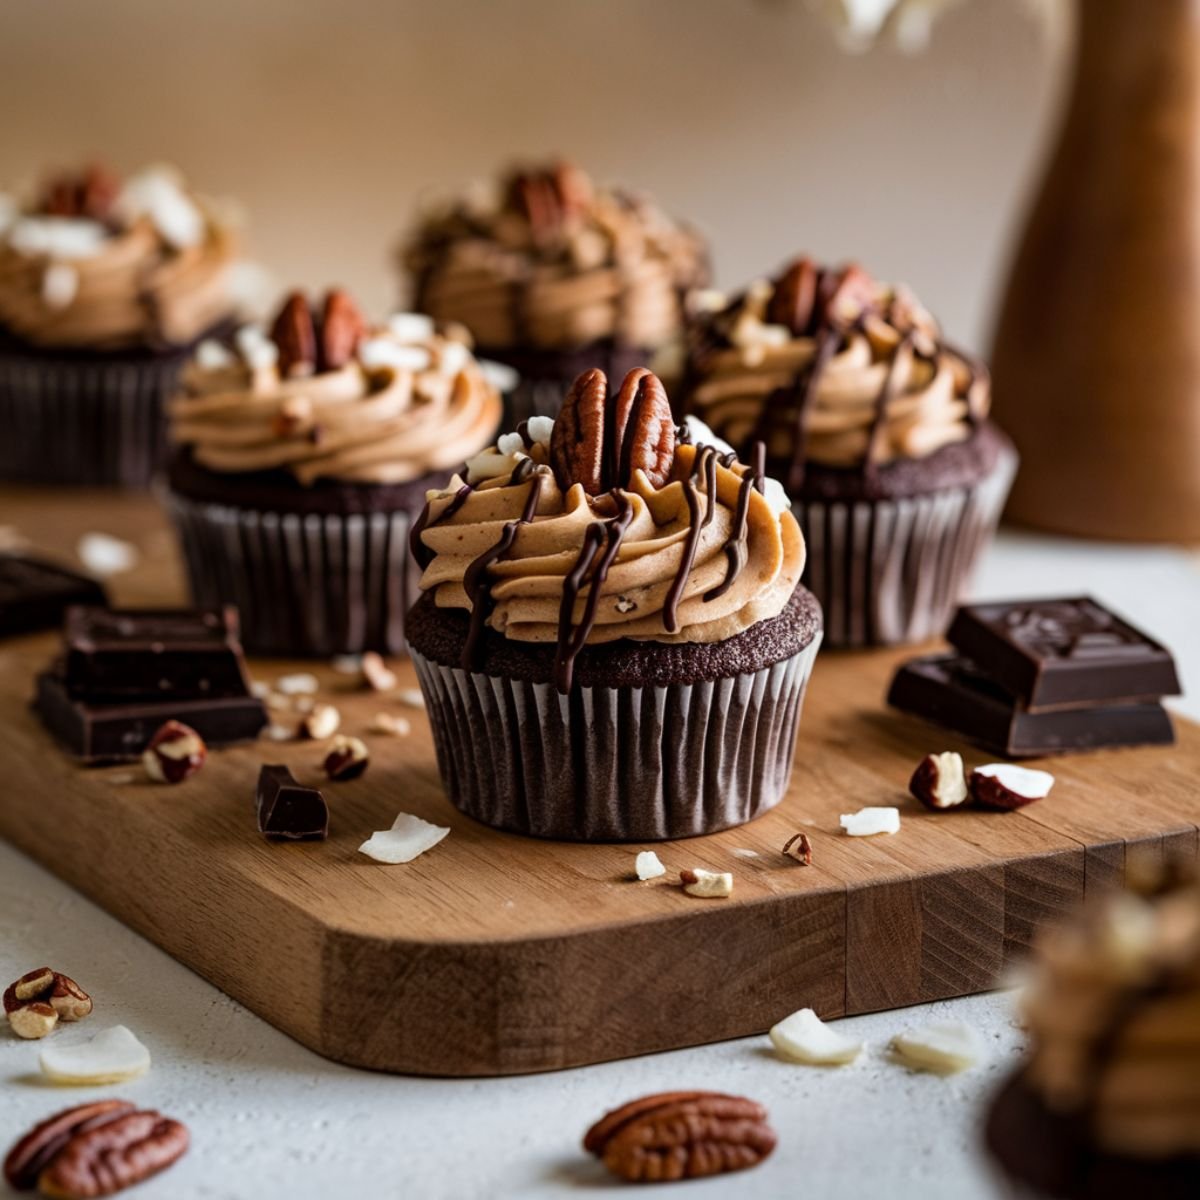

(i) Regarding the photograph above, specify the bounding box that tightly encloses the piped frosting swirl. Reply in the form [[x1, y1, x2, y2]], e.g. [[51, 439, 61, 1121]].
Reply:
[[403, 161, 708, 354], [683, 257, 990, 491], [169, 294, 501, 486], [1019, 867, 1200, 1159], [412, 369, 804, 691], [0, 163, 239, 350]]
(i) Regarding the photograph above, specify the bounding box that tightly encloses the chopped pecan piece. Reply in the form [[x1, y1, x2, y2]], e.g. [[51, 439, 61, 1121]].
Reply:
[[584, 1090, 776, 1183], [767, 257, 818, 334]]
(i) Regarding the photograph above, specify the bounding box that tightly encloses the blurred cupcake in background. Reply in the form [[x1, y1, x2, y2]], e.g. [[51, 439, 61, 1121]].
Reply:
[[166, 294, 501, 657], [406, 366, 821, 842], [681, 257, 1017, 647], [401, 160, 708, 425], [985, 865, 1200, 1199], [0, 162, 242, 487]]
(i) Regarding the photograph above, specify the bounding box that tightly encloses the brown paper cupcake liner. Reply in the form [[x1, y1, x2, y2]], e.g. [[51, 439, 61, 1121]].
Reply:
[[0, 343, 186, 487], [795, 443, 1017, 648], [410, 633, 821, 842], [165, 492, 419, 657]]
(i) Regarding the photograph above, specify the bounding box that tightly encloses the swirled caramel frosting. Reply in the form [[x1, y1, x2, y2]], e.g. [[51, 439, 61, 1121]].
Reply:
[[1020, 868, 1200, 1160], [0, 163, 239, 350], [412, 367, 803, 690], [683, 257, 990, 491], [169, 292, 502, 486], [402, 161, 709, 355]]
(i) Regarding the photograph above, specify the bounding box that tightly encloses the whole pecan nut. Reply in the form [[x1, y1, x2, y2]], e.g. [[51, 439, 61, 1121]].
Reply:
[[583, 1090, 776, 1183], [4, 1101, 134, 1191], [269, 291, 318, 378], [36, 1109, 189, 1199], [549, 368, 675, 495], [319, 288, 368, 372]]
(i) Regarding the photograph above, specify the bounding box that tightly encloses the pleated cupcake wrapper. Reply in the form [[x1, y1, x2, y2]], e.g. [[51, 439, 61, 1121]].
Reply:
[[796, 444, 1018, 647], [165, 492, 419, 657], [0, 347, 184, 487], [411, 632, 821, 842]]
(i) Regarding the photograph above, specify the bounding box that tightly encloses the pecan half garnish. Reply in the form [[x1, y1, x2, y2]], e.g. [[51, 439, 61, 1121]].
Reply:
[[549, 368, 675, 495], [584, 1091, 776, 1183], [269, 291, 318, 378], [319, 288, 368, 372], [38, 164, 120, 223], [767, 256, 819, 335], [36, 1109, 189, 1199], [505, 161, 593, 241]]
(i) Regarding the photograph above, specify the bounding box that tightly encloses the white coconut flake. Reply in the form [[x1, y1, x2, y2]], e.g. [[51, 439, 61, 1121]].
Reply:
[[891, 1021, 984, 1075], [264, 722, 297, 742], [730, 847, 761, 860], [760, 477, 792, 519], [684, 415, 735, 458], [235, 324, 279, 370], [117, 165, 204, 249], [465, 448, 520, 484], [368, 712, 411, 737], [635, 850, 666, 880], [496, 431, 526, 457], [438, 341, 470, 375], [39, 1024, 151, 1085], [359, 336, 431, 372], [41, 262, 78, 310], [387, 312, 435, 344], [394, 688, 426, 710], [359, 813, 449, 864], [0, 193, 16, 236], [275, 673, 319, 696], [9, 217, 107, 260], [525, 416, 555, 449], [840, 806, 901, 837], [769, 1007, 864, 1066], [77, 532, 138, 577], [195, 338, 235, 370]]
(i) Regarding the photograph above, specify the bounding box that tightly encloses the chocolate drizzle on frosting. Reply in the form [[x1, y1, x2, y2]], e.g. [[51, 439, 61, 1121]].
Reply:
[[461, 470, 547, 670]]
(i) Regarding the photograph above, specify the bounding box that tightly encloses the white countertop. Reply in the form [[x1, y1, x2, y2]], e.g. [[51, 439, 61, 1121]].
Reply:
[[3, 528, 1198, 1200]]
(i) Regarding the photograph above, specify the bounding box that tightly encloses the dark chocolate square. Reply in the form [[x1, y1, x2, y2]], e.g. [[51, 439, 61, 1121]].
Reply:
[[947, 598, 1181, 711], [0, 555, 107, 638]]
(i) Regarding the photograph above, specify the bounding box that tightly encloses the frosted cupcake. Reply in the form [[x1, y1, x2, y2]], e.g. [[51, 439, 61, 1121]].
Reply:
[[406, 367, 822, 841], [166, 294, 501, 656], [682, 257, 1017, 647], [402, 161, 708, 425], [0, 162, 241, 486], [986, 867, 1200, 1199]]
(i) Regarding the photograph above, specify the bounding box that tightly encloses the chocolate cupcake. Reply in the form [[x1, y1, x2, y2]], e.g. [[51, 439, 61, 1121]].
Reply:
[[985, 867, 1200, 1199], [682, 257, 1017, 647], [402, 161, 708, 426], [0, 162, 242, 487], [166, 294, 501, 657], [406, 367, 821, 842]]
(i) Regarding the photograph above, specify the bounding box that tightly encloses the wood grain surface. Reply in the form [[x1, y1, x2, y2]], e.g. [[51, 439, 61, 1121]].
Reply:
[[0, 485, 1196, 1075]]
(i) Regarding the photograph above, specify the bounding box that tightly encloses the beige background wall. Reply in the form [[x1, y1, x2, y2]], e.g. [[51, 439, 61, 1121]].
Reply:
[[0, 0, 1064, 349]]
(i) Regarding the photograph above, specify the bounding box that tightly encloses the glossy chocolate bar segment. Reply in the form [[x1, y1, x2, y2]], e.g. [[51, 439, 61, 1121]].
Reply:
[[35, 671, 267, 763], [256, 765, 329, 841], [947, 598, 1181, 711], [0, 555, 107, 638], [887, 654, 1175, 758], [63, 605, 252, 701]]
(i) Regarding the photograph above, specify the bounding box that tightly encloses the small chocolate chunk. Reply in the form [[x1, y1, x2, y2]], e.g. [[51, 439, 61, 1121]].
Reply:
[[0, 556, 107, 640], [256, 765, 329, 841], [947, 598, 1180, 712]]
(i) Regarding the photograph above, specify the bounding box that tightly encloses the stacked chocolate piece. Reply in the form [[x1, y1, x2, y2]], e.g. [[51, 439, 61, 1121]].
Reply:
[[888, 598, 1180, 757], [34, 607, 267, 762]]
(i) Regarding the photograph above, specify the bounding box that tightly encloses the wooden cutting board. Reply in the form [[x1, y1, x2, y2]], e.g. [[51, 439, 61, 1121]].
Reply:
[[1, 486, 1197, 1076]]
